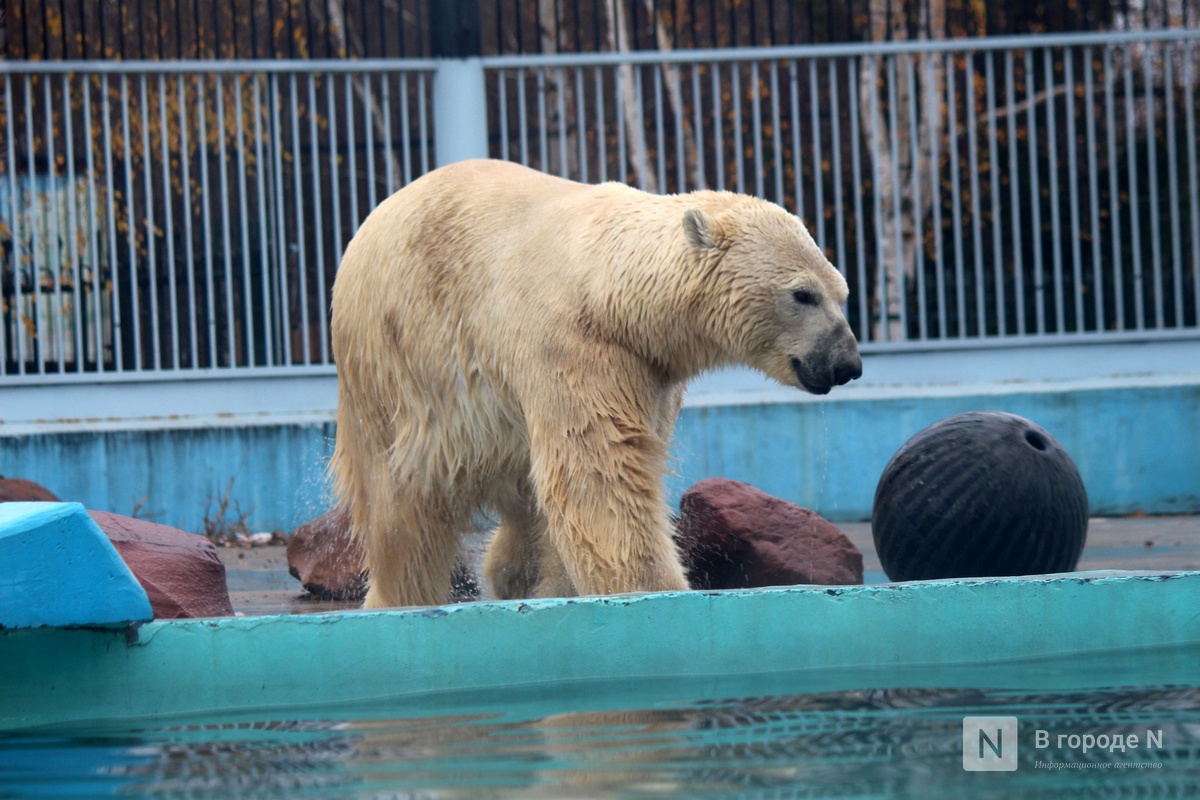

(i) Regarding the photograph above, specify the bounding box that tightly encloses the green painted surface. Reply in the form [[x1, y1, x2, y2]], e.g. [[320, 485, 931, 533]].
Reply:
[[3, 571, 1198, 730]]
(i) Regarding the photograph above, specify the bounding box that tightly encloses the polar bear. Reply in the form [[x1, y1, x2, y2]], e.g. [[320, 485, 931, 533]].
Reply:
[[330, 159, 861, 608]]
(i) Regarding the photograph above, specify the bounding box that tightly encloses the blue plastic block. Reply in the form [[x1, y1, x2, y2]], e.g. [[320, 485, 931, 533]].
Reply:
[[0, 502, 152, 629]]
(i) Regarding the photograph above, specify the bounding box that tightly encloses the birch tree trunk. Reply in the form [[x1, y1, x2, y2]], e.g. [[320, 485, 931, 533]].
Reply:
[[316, 0, 405, 186], [859, 0, 944, 342], [603, 0, 655, 191], [643, 0, 701, 190]]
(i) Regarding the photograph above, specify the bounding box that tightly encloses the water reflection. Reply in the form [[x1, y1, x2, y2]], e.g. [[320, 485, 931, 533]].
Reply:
[[4, 686, 1199, 798]]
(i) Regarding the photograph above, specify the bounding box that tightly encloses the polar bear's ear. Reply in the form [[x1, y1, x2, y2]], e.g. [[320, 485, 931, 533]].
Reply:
[[682, 208, 724, 251]]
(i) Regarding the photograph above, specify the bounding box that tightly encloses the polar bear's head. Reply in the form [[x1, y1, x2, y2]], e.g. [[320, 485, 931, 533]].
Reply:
[[683, 201, 862, 395]]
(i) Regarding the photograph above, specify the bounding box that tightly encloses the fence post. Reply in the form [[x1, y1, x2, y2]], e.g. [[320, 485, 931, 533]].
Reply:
[[432, 0, 488, 167]]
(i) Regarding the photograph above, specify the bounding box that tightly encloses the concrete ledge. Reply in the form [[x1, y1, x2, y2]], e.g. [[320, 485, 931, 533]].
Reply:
[[2, 570, 1198, 729], [0, 502, 152, 630]]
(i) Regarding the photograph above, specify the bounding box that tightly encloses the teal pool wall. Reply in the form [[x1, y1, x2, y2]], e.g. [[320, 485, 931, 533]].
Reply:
[[1, 380, 1197, 532]]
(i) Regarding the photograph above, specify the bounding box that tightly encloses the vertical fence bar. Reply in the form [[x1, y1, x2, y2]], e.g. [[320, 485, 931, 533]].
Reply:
[[1006, 50, 1026, 335], [1065, 49, 1084, 332], [830, 58, 847, 279], [326, 70, 343, 279], [616, 66, 627, 182], [271, 74, 292, 365], [869, 56, 887, 342], [363, 74, 376, 211], [62, 74, 85, 371], [238, 75, 257, 367], [789, 61, 802, 220], [381, 73, 395, 197], [1143, 43, 1164, 329], [518, 69, 529, 166], [197, 74, 218, 367], [886, 55, 907, 339], [1105, 46, 1125, 331], [26, 75, 40, 372], [1043, 49, 1064, 334], [82, 76, 104, 370], [750, 61, 763, 199], [497, 69, 509, 160], [809, 59, 825, 251], [671, 66, 683, 192], [344, 74, 359, 231], [417, 71, 432, 175], [1164, 48, 1183, 327], [577, 68, 590, 184], [137, 74, 160, 369], [965, 55, 985, 337], [178, 73, 197, 368], [43, 75, 65, 371], [689, 65, 702, 189], [906, 54, 926, 339], [120, 75, 142, 370], [947, 54, 965, 338], [769, 61, 783, 206], [101, 74, 123, 372], [849, 57, 869, 343], [255, 75, 275, 366], [217, 75, 236, 366], [652, 65, 666, 191], [157, 74, 179, 366], [1185, 42, 1200, 324], [308, 73, 328, 362], [38, 77, 61, 370], [288, 73, 310, 364], [637, 67, 649, 188], [712, 64, 723, 191], [4, 77, 23, 373], [1084, 46, 1105, 332], [1027, 50, 1046, 334], [928, 54, 945, 338], [597, 67, 608, 183], [732, 64, 743, 194], [557, 66, 570, 179], [1123, 46, 1144, 330], [536, 69, 549, 174], [417, 72, 429, 174], [986, 51, 1005, 336], [400, 71, 414, 183]]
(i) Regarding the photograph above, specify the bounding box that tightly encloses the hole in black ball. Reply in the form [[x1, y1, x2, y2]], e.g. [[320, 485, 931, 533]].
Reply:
[[1024, 429, 1048, 451]]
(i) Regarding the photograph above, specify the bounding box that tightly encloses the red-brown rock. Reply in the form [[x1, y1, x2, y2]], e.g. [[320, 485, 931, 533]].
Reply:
[[0, 476, 61, 502], [287, 505, 367, 601], [674, 478, 863, 589], [287, 506, 480, 602], [89, 510, 235, 619]]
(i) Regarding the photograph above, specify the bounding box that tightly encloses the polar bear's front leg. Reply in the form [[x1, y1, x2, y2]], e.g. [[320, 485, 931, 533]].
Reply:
[[525, 392, 691, 598]]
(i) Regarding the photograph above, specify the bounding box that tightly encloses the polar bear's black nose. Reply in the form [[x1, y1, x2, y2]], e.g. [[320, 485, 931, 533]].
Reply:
[[834, 357, 863, 386]]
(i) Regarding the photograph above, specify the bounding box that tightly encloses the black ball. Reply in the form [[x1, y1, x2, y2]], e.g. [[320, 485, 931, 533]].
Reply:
[[871, 411, 1088, 581]]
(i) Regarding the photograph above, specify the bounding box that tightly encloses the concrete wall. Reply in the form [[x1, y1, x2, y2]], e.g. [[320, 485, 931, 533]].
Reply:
[[2, 345, 1197, 531]]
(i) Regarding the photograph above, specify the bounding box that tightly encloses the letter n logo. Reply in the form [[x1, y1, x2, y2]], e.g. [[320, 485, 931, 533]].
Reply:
[[962, 716, 1019, 771]]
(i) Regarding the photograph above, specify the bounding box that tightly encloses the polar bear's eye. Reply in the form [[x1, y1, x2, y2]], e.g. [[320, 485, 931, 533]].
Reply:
[[792, 289, 818, 307]]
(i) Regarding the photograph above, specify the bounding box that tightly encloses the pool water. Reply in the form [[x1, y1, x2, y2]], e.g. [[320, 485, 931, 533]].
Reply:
[[4, 678, 1199, 799]]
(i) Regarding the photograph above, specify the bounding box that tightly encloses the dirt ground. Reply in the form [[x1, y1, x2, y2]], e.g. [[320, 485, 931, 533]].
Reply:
[[218, 516, 1200, 616]]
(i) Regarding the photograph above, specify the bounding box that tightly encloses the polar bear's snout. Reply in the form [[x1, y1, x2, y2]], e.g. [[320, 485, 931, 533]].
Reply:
[[790, 326, 862, 395]]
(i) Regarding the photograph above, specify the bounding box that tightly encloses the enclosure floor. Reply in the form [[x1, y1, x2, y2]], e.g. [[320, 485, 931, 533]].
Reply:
[[218, 516, 1200, 617]]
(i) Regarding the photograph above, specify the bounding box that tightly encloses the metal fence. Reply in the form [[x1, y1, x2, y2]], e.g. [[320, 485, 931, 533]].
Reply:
[[2, 29, 1198, 383], [486, 29, 1200, 348], [0, 59, 433, 379]]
